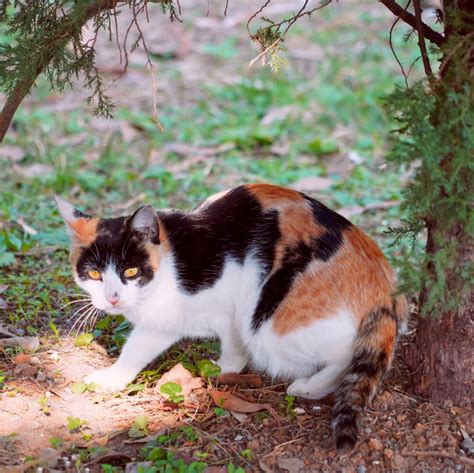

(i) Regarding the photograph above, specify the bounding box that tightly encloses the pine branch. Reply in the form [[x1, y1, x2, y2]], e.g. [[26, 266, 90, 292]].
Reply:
[[379, 0, 445, 46], [0, 0, 119, 142]]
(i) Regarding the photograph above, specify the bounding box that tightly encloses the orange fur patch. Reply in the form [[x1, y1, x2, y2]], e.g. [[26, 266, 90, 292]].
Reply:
[[273, 227, 396, 335], [246, 183, 304, 208], [70, 218, 98, 246]]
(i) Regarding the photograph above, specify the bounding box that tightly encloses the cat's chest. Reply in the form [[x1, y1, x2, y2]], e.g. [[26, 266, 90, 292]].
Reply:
[[125, 255, 257, 333]]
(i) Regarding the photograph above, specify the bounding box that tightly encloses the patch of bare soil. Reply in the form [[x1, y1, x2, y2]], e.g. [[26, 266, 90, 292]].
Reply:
[[0, 332, 473, 472]]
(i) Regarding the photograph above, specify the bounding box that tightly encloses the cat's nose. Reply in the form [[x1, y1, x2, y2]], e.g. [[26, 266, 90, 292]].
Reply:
[[107, 292, 120, 306]]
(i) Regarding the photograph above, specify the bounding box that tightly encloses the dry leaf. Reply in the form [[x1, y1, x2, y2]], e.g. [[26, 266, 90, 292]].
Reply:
[[209, 389, 271, 413], [290, 176, 333, 192], [17, 217, 38, 236], [155, 362, 203, 398], [0, 336, 40, 351], [0, 145, 25, 162], [14, 163, 54, 178], [218, 373, 263, 388]]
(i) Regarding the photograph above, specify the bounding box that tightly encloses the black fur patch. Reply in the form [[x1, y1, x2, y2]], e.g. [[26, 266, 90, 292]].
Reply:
[[75, 216, 156, 287], [251, 199, 352, 330], [159, 186, 280, 294]]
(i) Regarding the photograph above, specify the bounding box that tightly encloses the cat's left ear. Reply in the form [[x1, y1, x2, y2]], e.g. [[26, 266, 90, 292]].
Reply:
[[129, 205, 160, 244], [55, 196, 97, 245]]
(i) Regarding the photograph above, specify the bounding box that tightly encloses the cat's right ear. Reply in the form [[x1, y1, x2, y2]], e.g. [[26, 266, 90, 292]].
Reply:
[[129, 205, 160, 244], [55, 196, 97, 245]]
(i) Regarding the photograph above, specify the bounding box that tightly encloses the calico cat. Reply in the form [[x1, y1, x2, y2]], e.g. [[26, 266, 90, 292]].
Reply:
[[56, 183, 408, 453]]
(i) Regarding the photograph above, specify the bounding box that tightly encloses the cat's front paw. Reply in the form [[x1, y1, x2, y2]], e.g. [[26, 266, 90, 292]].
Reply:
[[83, 367, 131, 392]]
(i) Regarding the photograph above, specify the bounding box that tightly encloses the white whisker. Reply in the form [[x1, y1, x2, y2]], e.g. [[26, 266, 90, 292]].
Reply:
[[69, 304, 96, 335]]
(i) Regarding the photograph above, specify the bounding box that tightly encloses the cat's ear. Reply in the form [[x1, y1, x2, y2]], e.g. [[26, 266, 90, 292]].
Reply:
[[129, 205, 160, 244], [55, 196, 97, 245]]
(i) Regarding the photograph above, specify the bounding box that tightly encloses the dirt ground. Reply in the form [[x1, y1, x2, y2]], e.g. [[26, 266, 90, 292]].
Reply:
[[0, 0, 473, 471], [1, 325, 473, 472]]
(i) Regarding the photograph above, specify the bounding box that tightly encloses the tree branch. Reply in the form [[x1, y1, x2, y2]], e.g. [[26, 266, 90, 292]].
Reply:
[[413, 0, 434, 80], [0, 0, 119, 142], [379, 0, 445, 46]]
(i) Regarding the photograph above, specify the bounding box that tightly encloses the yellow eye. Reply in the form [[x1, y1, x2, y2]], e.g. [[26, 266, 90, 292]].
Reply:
[[124, 267, 139, 278], [87, 270, 101, 280]]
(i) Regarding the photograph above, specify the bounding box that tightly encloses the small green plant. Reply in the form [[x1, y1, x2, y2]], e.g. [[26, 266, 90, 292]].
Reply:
[[0, 370, 5, 389], [240, 449, 252, 460], [74, 332, 94, 347], [66, 416, 88, 433], [196, 359, 221, 379], [49, 437, 63, 449], [160, 381, 185, 404], [128, 414, 149, 438], [38, 395, 51, 415], [284, 394, 295, 416], [71, 381, 99, 394]]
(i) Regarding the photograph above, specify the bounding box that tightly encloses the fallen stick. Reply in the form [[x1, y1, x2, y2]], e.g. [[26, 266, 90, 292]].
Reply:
[[403, 449, 474, 467]]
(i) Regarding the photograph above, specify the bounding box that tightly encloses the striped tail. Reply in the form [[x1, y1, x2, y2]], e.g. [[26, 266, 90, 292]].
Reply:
[[332, 296, 407, 453]]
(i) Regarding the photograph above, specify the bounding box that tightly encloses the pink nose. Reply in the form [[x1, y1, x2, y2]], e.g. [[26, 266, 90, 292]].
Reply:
[[107, 293, 120, 306]]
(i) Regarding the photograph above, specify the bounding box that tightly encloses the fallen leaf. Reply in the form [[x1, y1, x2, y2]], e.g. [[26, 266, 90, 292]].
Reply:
[[0, 336, 40, 351], [229, 410, 248, 423], [14, 363, 38, 377], [17, 217, 38, 236], [0, 297, 8, 309], [209, 389, 271, 413], [155, 362, 203, 397], [290, 176, 333, 192], [14, 163, 54, 179], [218, 373, 263, 388], [0, 145, 25, 162]]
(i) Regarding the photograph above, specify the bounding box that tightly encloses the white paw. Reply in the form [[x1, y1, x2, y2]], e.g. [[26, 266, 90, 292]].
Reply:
[[217, 356, 247, 375], [287, 378, 333, 400], [83, 367, 131, 392]]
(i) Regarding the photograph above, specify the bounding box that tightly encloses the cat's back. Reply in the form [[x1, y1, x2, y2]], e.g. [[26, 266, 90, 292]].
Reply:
[[197, 183, 397, 329]]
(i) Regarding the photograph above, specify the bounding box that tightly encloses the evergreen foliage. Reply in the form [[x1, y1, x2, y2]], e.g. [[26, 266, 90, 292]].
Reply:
[[386, 81, 473, 315]]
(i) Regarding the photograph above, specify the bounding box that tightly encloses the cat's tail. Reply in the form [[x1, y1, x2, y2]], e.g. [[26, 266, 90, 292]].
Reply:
[[332, 295, 408, 454]]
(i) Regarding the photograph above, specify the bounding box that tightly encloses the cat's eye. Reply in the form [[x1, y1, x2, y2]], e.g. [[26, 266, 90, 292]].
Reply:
[[87, 270, 101, 280], [124, 267, 139, 278]]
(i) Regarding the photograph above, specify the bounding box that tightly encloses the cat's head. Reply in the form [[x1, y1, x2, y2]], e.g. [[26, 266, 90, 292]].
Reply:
[[56, 197, 161, 314]]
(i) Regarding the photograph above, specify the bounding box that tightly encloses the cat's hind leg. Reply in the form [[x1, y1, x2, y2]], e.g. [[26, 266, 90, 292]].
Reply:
[[287, 363, 346, 400]]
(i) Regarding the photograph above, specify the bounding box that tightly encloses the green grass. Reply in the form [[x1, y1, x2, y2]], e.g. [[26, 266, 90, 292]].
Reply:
[[0, 6, 423, 340]]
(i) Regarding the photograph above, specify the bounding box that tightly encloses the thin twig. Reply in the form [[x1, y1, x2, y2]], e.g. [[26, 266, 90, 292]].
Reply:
[[403, 450, 474, 467], [379, 0, 445, 46]]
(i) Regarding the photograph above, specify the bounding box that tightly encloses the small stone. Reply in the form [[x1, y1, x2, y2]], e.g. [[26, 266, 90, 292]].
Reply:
[[48, 351, 60, 361], [356, 466, 367, 473], [30, 356, 41, 365], [36, 372, 47, 382], [384, 448, 394, 460], [368, 438, 383, 451], [461, 438, 474, 455], [234, 435, 243, 442], [277, 457, 305, 473]]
